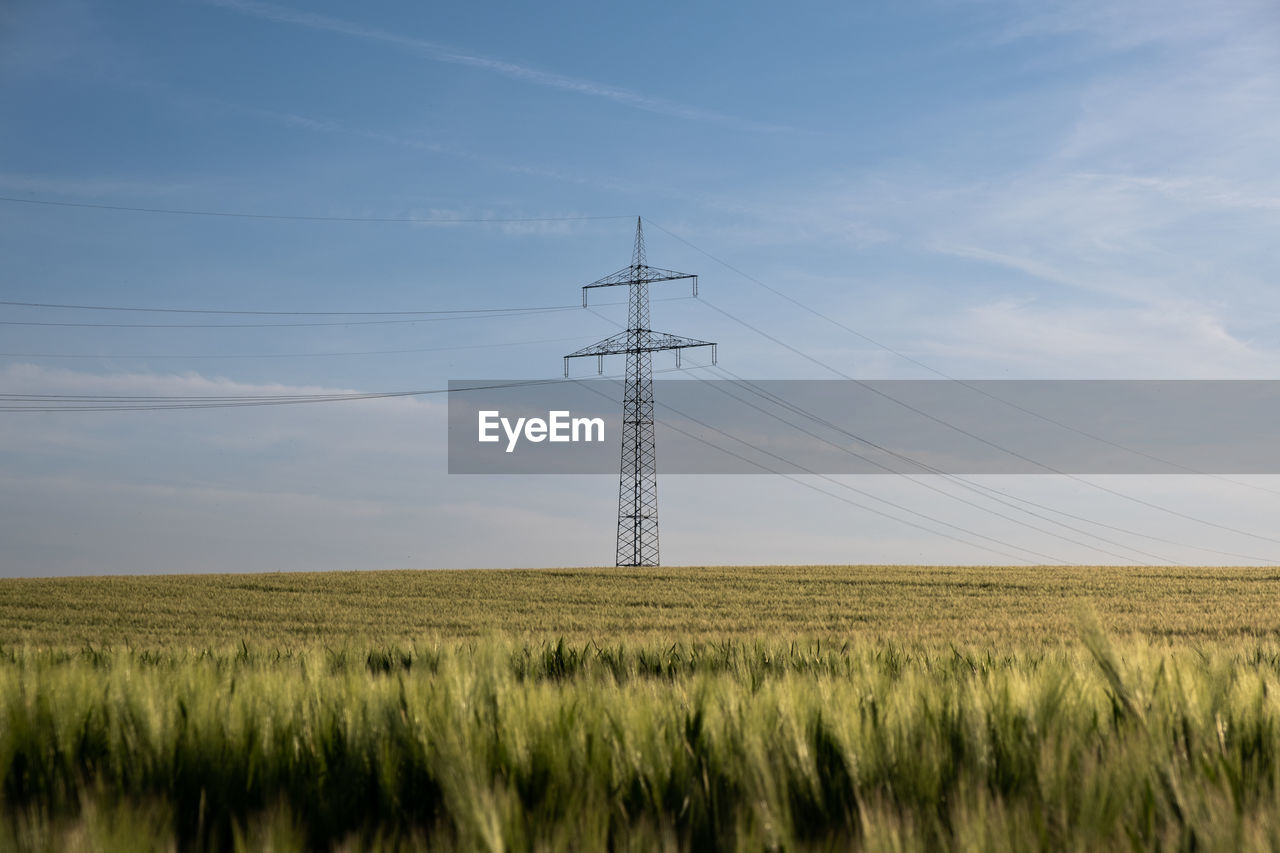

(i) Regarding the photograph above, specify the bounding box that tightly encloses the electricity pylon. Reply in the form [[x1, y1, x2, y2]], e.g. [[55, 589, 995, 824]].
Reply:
[[564, 218, 716, 567]]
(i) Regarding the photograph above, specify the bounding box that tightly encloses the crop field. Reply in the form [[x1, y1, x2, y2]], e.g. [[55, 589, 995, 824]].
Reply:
[[2, 565, 1280, 850]]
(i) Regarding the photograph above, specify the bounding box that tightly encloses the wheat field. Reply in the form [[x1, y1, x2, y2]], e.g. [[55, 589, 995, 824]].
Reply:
[[2, 565, 1279, 850]]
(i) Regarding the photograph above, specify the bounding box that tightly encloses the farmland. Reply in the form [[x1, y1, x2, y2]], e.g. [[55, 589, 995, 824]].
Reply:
[[3, 565, 1280, 850], [4, 564, 1279, 647]]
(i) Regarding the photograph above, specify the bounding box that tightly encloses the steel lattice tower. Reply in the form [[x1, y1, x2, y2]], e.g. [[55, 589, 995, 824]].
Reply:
[[564, 219, 716, 566]]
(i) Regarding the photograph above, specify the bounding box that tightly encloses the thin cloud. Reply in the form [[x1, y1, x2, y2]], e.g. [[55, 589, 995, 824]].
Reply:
[[981, 0, 1277, 55], [931, 244, 1080, 290], [1072, 172, 1280, 213], [196, 96, 700, 201], [203, 0, 783, 131], [916, 298, 1273, 379]]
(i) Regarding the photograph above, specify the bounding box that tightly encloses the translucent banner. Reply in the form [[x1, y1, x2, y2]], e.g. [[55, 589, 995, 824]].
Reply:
[[447, 379, 1280, 474]]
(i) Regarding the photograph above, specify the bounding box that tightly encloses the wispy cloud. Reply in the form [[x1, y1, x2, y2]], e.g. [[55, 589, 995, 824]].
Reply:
[[668, 0, 1280, 380], [1069, 173, 1280, 214], [988, 0, 1280, 53], [193, 96, 701, 205], [913, 298, 1276, 378], [202, 0, 783, 131], [930, 244, 1080, 289], [0, 364, 617, 574]]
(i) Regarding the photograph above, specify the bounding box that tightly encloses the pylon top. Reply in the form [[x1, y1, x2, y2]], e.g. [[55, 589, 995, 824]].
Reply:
[[582, 217, 695, 298], [631, 217, 646, 270]]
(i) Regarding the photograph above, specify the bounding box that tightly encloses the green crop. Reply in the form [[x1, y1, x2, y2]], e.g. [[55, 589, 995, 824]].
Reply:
[[1, 565, 1278, 850]]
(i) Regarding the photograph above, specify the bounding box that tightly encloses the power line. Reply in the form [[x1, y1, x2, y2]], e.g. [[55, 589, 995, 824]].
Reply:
[[645, 216, 1280, 499], [9, 204, 1271, 559], [694, 295, 1280, 551], [0, 299, 572, 316], [0, 307, 579, 329], [0, 367, 705, 413], [946, 479, 1279, 564], [571, 343, 1065, 564], [0, 335, 595, 361], [576, 236, 1270, 561], [0, 378, 568, 412], [595, 285, 1054, 562], [587, 303, 1176, 561], [588, 299, 1181, 562], [0, 296, 691, 316], [590, 299, 1274, 563], [704, 364, 1278, 564], [577, 377, 1054, 565], [663, 399, 1068, 564], [693, 366, 1179, 564], [0, 196, 631, 224]]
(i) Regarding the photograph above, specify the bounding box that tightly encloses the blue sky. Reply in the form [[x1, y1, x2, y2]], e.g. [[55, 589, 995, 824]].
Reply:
[[3, 0, 1280, 575]]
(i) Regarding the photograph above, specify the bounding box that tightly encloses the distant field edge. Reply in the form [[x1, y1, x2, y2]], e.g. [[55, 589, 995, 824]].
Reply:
[[2, 564, 1277, 648]]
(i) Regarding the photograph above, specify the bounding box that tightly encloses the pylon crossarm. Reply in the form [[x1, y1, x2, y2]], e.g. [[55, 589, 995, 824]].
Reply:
[[585, 266, 695, 288], [564, 332, 715, 359], [582, 270, 696, 305]]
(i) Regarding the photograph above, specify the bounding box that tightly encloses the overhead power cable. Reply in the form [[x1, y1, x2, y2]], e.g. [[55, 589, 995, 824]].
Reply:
[[646, 217, 1280, 498], [0, 196, 630, 224], [0, 299, 572, 316], [662, 399, 1068, 565], [0, 366, 701, 413], [694, 295, 1280, 551], [706, 361, 1274, 563], [0, 307, 578, 329], [588, 299, 1272, 564], [586, 303, 1169, 562], [651, 213, 1280, 500], [692, 366, 1178, 564], [584, 304, 1176, 563], [577, 378, 1056, 565], [0, 335, 596, 361], [0, 377, 568, 412], [0, 295, 691, 317]]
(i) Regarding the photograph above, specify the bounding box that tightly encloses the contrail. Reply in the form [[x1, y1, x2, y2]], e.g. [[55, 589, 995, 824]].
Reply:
[[203, 0, 783, 130]]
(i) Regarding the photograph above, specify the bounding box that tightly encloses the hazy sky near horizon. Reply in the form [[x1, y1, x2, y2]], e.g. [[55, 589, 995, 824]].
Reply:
[[3, 0, 1280, 575]]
